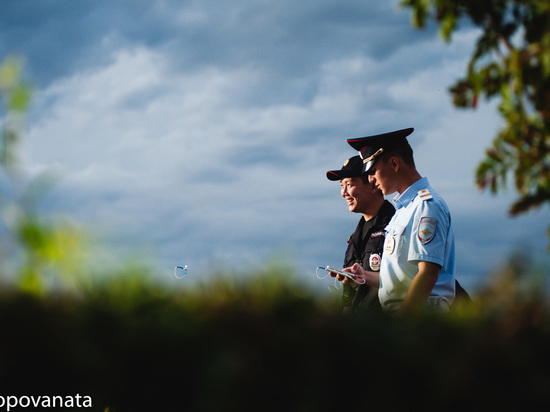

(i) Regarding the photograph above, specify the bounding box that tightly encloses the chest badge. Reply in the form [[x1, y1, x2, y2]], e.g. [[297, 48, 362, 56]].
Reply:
[[369, 253, 381, 271], [385, 236, 395, 255], [418, 217, 436, 244]]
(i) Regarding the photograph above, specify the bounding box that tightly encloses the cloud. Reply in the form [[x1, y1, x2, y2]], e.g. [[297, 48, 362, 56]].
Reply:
[[2, 0, 548, 293]]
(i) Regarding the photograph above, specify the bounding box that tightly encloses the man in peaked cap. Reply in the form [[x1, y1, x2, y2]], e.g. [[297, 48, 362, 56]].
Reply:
[[345, 127, 457, 316], [326, 155, 395, 313]]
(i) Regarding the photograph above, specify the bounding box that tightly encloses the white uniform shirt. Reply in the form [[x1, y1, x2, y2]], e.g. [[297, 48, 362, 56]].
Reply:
[[379, 177, 456, 313]]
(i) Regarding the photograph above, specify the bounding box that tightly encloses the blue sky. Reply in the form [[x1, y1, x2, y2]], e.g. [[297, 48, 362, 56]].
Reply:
[[1, 0, 549, 294]]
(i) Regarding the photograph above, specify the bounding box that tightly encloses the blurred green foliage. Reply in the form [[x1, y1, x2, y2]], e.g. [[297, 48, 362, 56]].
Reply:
[[1, 55, 550, 411], [1, 267, 550, 411], [401, 0, 550, 238], [1, 55, 90, 296]]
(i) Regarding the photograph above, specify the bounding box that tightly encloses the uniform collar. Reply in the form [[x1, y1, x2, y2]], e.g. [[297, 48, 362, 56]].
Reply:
[[355, 200, 395, 235], [393, 177, 429, 209]]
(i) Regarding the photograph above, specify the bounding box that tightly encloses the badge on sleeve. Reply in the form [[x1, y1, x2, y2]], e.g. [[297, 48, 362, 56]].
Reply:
[[418, 217, 436, 244]]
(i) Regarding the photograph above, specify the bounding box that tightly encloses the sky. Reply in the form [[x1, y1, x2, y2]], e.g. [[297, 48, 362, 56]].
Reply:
[[1, 0, 549, 294]]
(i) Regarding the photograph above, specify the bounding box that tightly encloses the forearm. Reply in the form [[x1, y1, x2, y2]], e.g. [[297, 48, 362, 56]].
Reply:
[[360, 269, 380, 288], [345, 263, 380, 288], [397, 261, 439, 316]]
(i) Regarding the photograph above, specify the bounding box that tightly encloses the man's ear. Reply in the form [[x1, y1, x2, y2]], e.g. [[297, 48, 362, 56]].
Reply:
[[389, 156, 399, 172]]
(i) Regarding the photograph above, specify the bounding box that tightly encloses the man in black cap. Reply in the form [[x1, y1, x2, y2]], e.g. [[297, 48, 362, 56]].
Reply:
[[326, 155, 395, 313], [345, 128, 457, 316]]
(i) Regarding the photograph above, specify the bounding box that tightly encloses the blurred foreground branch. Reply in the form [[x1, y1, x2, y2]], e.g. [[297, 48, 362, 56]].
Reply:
[[1, 55, 88, 295]]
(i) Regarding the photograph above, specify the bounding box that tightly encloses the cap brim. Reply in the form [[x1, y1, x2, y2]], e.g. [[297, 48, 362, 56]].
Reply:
[[326, 170, 361, 181], [347, 127, 414, 151], [362, 158, 376, 174]]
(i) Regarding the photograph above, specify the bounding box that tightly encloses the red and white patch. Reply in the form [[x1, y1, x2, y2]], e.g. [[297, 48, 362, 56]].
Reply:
[[369, 253, 381, 271], [385, 236, 395, 255], [418, 217, 436, 244]]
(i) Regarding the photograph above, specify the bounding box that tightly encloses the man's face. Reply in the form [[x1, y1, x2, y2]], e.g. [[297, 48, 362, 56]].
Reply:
[[367, 159, 395, 196], [340, 176, 375, 214]]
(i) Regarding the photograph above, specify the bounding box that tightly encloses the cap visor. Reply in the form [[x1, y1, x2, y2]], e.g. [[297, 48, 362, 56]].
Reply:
[[326, 170, 361, 181], [347, 127, 414, 151], [362, 159, 376, 174]]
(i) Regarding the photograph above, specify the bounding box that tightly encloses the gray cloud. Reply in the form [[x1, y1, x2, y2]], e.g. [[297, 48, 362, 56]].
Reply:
[[2, 0, 548, 294]]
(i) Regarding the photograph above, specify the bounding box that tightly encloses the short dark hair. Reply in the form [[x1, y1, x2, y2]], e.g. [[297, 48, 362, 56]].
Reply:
[[379, 142, 415, 168]]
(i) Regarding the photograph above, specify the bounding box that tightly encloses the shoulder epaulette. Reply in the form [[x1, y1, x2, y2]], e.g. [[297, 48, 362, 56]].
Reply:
[[418, 189, 433, 201]]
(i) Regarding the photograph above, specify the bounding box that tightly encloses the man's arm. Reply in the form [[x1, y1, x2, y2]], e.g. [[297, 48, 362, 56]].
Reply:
[[344, 263, 380, 288], [397, 261, 439, 317]]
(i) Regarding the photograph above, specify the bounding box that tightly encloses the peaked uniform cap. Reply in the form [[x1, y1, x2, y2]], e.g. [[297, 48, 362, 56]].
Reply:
[[326, 155, 364, 181], [347, 127, 414, 173]]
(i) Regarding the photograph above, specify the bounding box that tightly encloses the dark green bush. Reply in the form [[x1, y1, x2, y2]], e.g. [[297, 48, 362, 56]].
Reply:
[[1, 270, 549, 412]]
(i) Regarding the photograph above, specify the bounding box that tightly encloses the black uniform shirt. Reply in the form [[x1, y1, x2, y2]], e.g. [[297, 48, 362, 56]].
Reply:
[[342, 200, 395, 312]]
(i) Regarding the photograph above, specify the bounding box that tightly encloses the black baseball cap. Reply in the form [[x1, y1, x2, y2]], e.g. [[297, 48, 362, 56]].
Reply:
[[326, 155, 364, 181], [347, 127, 414, 173]]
